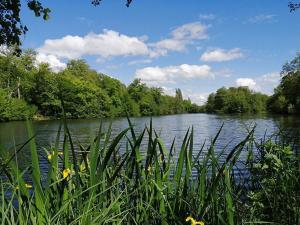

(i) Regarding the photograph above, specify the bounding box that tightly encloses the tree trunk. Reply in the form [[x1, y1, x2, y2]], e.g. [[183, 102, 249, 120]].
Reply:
[[17, 77, 21, 99]]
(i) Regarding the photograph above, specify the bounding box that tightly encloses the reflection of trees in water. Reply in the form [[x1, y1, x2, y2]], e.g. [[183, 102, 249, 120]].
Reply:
[[274, 115, 300, 154]]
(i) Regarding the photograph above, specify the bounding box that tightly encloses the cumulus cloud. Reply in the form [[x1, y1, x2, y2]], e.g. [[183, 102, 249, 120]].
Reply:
[[248, 14, 276, 24], [38, 29, 149, 59], [235, 72, 280, 94], [235, 78, 256, 90], [200, 48, 243, 62], [150, 22, 209, 57], [255, 72, 280, 94], [36, 53, 66, 72], [135, 64, 213, 84], [37, 22, 209, 61]]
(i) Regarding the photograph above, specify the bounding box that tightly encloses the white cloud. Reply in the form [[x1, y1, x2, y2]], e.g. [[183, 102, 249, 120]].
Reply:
[[38, 29, 149, 59], [184, 91, 209, 105], [255, 72, 280, 94], [161, 86, 176, 96], [200, 48, 243, 62], [235, 78, 256, 90], [36, 53, 66, 72], [259, 72, 280, 84], [171, 22, 208, 40], [248, 14, 276, 24], [151, 39, 186, 55], [135, 64, 213, 84], [37, 22, 209, 61], [150, 22, 209, 57], [235, 72, 280, 94], [199, 14, 216, 20], [128, 59, 152, 65]]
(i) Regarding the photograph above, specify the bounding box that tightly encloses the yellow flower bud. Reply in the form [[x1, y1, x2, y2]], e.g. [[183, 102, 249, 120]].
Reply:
[[63, 168, 71, 179]]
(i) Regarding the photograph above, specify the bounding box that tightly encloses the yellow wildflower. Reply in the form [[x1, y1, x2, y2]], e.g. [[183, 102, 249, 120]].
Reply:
[[63, 168, 71, 179], [147, 165, 152, 172], [48, 151, 63, 160], [185, 216, 204, 225], [16, 183, 33, 190], [25, 183, 33, 189], [47, 153, 53, 160]]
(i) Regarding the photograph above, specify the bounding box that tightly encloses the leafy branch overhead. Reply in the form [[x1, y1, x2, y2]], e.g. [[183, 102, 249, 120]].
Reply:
[[289, 2, 300, 11], [0, 0, 133, 52], [0, 0, 51, 53]]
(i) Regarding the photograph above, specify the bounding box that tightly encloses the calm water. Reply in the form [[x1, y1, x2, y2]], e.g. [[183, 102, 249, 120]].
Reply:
[[1, 113, 300, 177]]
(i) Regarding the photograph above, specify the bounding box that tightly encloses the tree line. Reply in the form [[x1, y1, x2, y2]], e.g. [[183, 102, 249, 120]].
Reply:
[[0, 50, 201, 121], [203, 54, 300, 115], [1, 50, 299, 121], [204, 86, 269, 114]]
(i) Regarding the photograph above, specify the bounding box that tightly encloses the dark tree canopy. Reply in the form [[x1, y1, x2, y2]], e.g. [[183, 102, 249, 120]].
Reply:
[[281, 53, 300, 76], [0, 0, 133, 53], [289, 2, 300, 11], [0, 0, 51, 53], [267, 54, 300, 114]]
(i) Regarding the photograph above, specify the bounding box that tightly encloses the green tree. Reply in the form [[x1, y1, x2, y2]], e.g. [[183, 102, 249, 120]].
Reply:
[[0, 51, 202, 120], [268, 55, 300, 114], [174, 88, 184, 113], [0, 88, 36, 121], [204, 86, 268, 114]]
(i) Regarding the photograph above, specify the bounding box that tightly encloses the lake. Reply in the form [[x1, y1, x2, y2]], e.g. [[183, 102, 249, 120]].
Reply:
[[1, 113, 300, 177]]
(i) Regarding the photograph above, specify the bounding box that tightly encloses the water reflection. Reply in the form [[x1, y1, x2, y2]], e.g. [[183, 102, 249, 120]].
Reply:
[[0, 113, 299, 177]]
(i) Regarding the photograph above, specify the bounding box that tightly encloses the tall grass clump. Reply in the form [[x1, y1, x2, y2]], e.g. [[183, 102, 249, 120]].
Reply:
[[0, 118, 299, 225]]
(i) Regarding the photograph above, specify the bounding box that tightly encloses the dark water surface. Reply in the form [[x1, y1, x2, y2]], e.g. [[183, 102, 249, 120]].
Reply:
[[1, 113, 300, 177]]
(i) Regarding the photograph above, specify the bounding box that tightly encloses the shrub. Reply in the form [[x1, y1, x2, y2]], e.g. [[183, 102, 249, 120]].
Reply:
[[0, 88, 37, 121], [247, 140, 300, 224]]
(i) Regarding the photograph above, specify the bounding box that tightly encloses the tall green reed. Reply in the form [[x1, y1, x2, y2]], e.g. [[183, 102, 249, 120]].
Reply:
[[0, 118, 298, 225]]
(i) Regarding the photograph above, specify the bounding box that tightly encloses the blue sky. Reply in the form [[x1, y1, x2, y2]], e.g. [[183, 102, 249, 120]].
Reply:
[[21, 0, 300, 104]]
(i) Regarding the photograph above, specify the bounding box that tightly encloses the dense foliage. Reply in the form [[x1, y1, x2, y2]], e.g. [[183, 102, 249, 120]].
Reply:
[[247, 140, 300, 223], [289, 2, 300, 11], [0, 119, 299, 224], [267, 54, 300, 114], [0, 0, 50, 53], [204, 86, 269, 114], [0, 50, 201, 121]]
